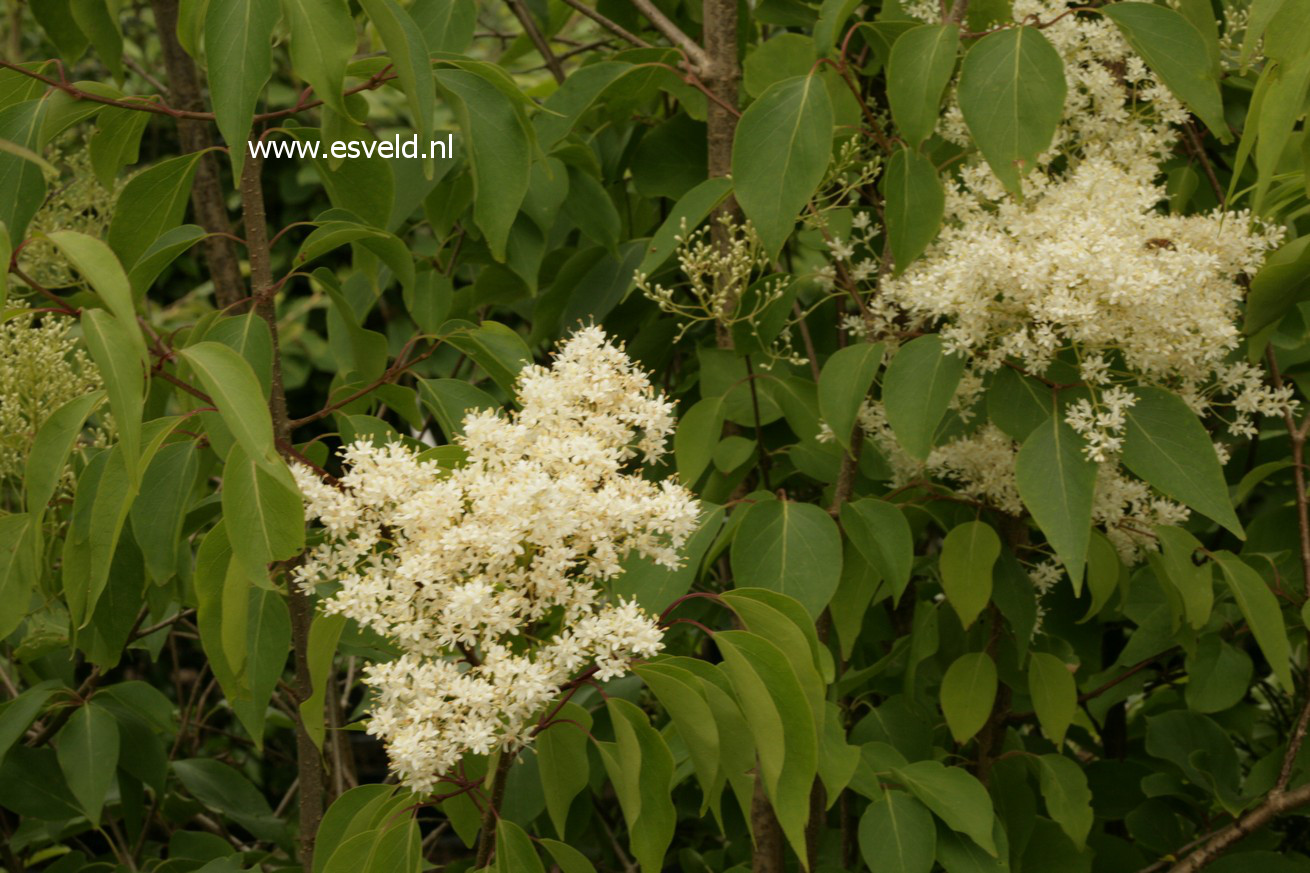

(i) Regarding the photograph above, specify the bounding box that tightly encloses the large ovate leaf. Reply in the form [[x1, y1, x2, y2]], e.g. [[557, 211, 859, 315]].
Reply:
[[939, 521, 999, 629], [819, 341, 884, 450], [281, 0, 357, 120], [731, 74, 834, 257], [56, 703, 119, 826], [1121, 386, 1242, 537], [859, 791, 936, 873], [730, 499, 843, 618], [1028, 651, 1076, 747], [940, 652, 997, 744], [106, 151, 204, 269], [1215, 551, 1292, 690], [887, 24, 960, 147], [882, 147, 945, 274], [893, 761, 997, 856], [883, 334, 965, 460], [957, 26, 1066, 194], [205, 0, 277, 179], [1102, 2, 1229, 141], [1015, 416, 1097, 590]]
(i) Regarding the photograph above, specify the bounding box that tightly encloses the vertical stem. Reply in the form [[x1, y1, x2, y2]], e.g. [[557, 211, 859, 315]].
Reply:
[[147, 0, 246, 308], [702, 0, 740, 349], [475, 751, 514, 868], [750, 778, 785, 873], [238, 151, 324, 867]]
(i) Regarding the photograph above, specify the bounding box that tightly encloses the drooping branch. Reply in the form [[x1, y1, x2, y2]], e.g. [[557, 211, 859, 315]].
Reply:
[[504, 0, 567, 83]]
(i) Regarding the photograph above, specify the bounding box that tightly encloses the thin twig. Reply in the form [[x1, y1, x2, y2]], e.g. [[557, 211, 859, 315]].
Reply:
[[555, 0, 651, 48], [629, 0, 710, 71]]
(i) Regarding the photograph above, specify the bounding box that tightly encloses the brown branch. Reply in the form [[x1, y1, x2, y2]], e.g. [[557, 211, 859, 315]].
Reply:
[[556, 0, 651, 48], [286, 339, 442, 429], [475, 751, 514, 867], [1164, 782, 1310, 873], [148, 0, 246, 307], [630, 0, 710, 71], [504, 0, 566, 83]]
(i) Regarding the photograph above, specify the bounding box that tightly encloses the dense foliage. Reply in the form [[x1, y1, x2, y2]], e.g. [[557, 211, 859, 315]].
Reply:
[[3, 0, 1310, 871]]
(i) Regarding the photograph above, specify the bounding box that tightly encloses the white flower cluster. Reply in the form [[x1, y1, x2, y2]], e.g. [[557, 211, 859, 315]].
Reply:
[[293, 327, 699, 791], [0, 304, 105, 489]]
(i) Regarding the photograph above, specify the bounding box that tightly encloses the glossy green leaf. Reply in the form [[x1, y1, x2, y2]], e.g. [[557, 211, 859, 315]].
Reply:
[[957, 26, 1066, 194], [0, 99, 50, 244], [675, 395, 726, 485], [894, 760, 997, 855], [600, 698, 676, 873], [81, 309, 144, 480], [1154, 524, 1213, 630], [436, 69, 529, 260], [173, 758, 283, 841], [128, 224, 207, 298], [70, 0, 123, 80], [841, 497, 913, 602], [281, 0, 357, 120], [537, 701, 592, 839], [89, 105, 149, 188], [0, 680, 60, 762], [859, 791, 936, 873], [179, 341, 281, 473], [730, 499, 843, 618], [941, 652, 997, 744], [0, 513, 37, 640], [1102, 2, 1229, 141], [56, 703, 119, 825], [106, 151, 204, 269], [883, 334, 965, 460], [882, 147, 945, 273], [731, 74, 834, 257], [1245, 235, 1310, 335], [1015, 416, 1097, 590], [1121, 386, 1242, 537], [222, 442, 305, 584], [299, 612, 346, 752], [205, 0, 277, 179], [939, 521, 999, 629], [819, 342, 884, 450], [23, 391, 105, 515], [493, 819, 544, 873], [1215, 551, 1293, 690], [538, 840, 597, 873], [1028, 651, 1076, 746], [888, 24, 960, 147]]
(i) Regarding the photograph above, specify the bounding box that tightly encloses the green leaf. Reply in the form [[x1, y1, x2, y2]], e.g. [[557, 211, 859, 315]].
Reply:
[[1245, 235, 1310, 335], [412, 0, 477, 53], [23, 391, 105, 515], [0, 513, 38, 641], [634, 176, 733, 285], [600, 698, 676, 873], [887, 24, 960, 147], [128, 224, 207, 298], [435, 69, 530, 261], [299, 612, 347, 751], [1215, 551, 1293, 690], [106, 151, 204, 269], [130, 441, 199, 582], [1253, 56, 1310, 213], [536, 701, 592, 838], [859, 791, 936, 873], [957, 26, 1066, 195], [563, 164, 620, 253], [1185, 635, 1252, 714], [70, 0, 123, 80], [1015, 416, 1097, 590], [841, 498, 914, 602], [441, 321, 532, 394], [939, 521, 999, 629], [713, 630, 817, 864], [1102, 2, 1229, 141], [81, 309, 144, 481], [1154, 525, 1213, 630], [89, 105, 149, 188], [316, 785, 405, 873], [1120, 386, 1242, 537], [56, 703, 119, 825], [1144, 710, 1243, 812], [1035, 755, 1093, 850], [1028, 651, 1076, 746], [205, 0, 277, 179], [731, 74, 834, 257], [322, 815, 422, 873], [893, 760, 996, 856], [46, 231, 144, 341], [538, 840, 597, 873], [223, 442, 305, 584], [0, 98, 50, 244], [281, 0, 357, 120], [883, 334, 965, 460], [31, 0, 89, 62], [675, 396, 726, 486], [940, 652, 997, 744], [0, 680, 60, 762], [299, 222, 416, 296], [173, 758, 283, 841], [819, 342, 884, 450], [730, 499, 843, 618], [416, 377, 499, 441], [614, 505, 722, 614], [179, 341, 281, 474], [636, 663, 721, 812], [493, 820, 544, 873], [882, 147, 945, 273]]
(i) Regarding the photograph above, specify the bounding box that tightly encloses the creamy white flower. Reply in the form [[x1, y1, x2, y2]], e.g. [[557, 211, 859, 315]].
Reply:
[[294, 327, 699, 791]]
